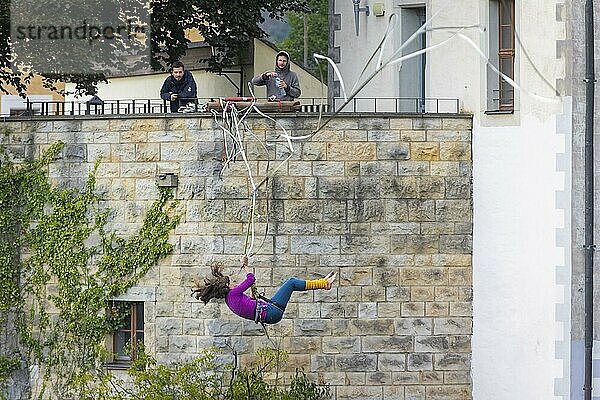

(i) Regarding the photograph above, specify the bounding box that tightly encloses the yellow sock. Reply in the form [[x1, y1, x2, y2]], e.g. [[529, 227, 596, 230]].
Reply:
[[305, 278, 328, 290]]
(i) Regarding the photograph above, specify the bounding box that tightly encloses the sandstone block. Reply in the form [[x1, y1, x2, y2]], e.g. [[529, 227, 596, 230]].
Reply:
[[378, 353, 406, 371], [161, 142, 198, 161], [417, 176, 445, 199], [410, 142, 440, 161], [397, 161, 430, 176], [449, 335, 471, 352], [386, 286, 410, 301], [367, 129, 398, 141], [367, 371, 393, 385], [450, 302, 472, 316], [400, 129, 426, 141], [408, 200, 435, 222], [342, 234, 389, 254], [434, 318, 472, 335], [358, 302, 377, 318], [93, 130, 119, 143], [405, 386, 426, 400], [433, 353, 471, 371], [415, 336, 449, 352], [445, 177, 471, 199], [441, 118, 472, 130], [23, 121, 52, 133], [408, 353, 433, 371], [413, 117, 442, 129], [169, 335, 197, 353], [426, 302, 449, 316], [359, 118, 390, 130], [288, 161, 312, 176], [378, 303, 401, 317], [311, 355, 334, 371], [156, 317, 183, 335], [148, 130, 185, 142], [449, 267, 472, 285], [180, 235, 224, 254], [380, 177, 417, 198], [440, 142, 471, 161], [290, 235, 339, 254], [284, 200, 322, 222], [444, 371, 471, 384], [436, 200, 472, 222], [360, 160, 397, 175], [372, 267, 399, 287], [362, 335, 413, 352], [53, 120, 81, 132], [335, 354, 377, 372], [359, 286, 385, 302], [327, 142, 376, 160], [322, 336, 360, 354], [390, 118, 413, 129], [284, 337, 321, 353], [401, 301, 425, 316], [426, 130, 471, 142], [336, 386, 381, 400], [205, 319, 242, 335], [350, 319, 395, 335], [376, 142, 412, 159], [384, 199, 409, 221], [392, 371, 420, 384], [339, 267, 373, 286], [120, 130, 148, 142], [430, 161, 460, 176], [183, 319, 204, 335], [411, 286, 435, 301], [295, 319, 331, 336], [392, 235, 440, 255]]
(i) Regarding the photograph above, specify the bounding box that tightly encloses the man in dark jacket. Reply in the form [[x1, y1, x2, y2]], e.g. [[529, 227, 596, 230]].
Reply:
[[160, 61, 198, 112], [251, 51, 301, 101]]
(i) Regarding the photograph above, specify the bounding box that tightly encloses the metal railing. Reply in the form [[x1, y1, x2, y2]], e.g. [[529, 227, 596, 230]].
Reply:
[[332, 97, 460, 114], [13, 96, 459, 117]]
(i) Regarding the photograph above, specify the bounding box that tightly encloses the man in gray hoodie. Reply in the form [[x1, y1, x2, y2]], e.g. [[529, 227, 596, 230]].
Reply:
[[251, 51, 301, 101]]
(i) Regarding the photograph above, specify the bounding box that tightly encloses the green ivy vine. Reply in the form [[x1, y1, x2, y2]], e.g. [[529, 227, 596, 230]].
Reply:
[[0, 138, 180, 399]]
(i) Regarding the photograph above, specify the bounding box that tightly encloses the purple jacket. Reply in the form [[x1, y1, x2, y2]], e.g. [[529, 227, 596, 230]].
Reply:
[[225, 273, 265, 321]]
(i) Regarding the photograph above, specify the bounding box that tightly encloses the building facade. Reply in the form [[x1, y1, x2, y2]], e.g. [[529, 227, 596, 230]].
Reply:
[[331, 0, 571, 399]]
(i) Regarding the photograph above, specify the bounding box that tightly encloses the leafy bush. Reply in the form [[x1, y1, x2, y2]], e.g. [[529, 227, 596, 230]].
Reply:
[[80, 346, 330, 400]]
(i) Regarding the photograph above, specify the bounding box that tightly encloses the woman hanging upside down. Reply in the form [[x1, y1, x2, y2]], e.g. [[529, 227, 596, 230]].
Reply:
[[192, 255, 337, 324]]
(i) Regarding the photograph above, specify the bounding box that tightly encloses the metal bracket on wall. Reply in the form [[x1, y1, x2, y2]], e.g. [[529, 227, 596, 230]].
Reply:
[[353, 0, 370, 36], [156, 173, 178, 188]]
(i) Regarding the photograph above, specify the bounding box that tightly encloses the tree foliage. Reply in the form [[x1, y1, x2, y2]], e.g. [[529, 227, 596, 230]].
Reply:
[[0, 0, 309, 96], [278, 0, 328, 81]]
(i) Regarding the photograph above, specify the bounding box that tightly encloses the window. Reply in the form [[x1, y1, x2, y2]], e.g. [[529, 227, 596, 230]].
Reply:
[[112, 301, 144, 362], [487, 0, 515, 112], [399, 6, 427, 112]]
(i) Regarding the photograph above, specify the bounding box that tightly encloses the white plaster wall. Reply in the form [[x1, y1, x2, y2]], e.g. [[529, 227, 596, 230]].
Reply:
[[471, 0, 568, 397], [334, 0, 398, 100], [66, 70, 238, 103], [472, 112, 568, 400]]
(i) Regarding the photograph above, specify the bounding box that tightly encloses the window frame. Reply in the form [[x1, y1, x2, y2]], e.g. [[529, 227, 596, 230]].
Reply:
[[497, 0, 515, 111], [486, 0, 516, 114], [110, 301, 144, 364]]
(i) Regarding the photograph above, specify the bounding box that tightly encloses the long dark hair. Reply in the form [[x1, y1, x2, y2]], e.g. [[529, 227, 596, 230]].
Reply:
[[191, 263, 231, 304]]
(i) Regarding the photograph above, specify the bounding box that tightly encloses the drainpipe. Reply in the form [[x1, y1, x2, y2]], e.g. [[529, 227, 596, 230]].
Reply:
[[584, 0, 595, 399]]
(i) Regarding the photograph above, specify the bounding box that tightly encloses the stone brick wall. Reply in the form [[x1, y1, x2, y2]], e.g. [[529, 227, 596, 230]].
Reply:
[[2, 113, 472, 400]]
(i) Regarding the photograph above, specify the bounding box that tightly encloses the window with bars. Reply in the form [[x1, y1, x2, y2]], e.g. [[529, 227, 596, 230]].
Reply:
[[487, 0, 515, 112], [112, 301, 144, 362]]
